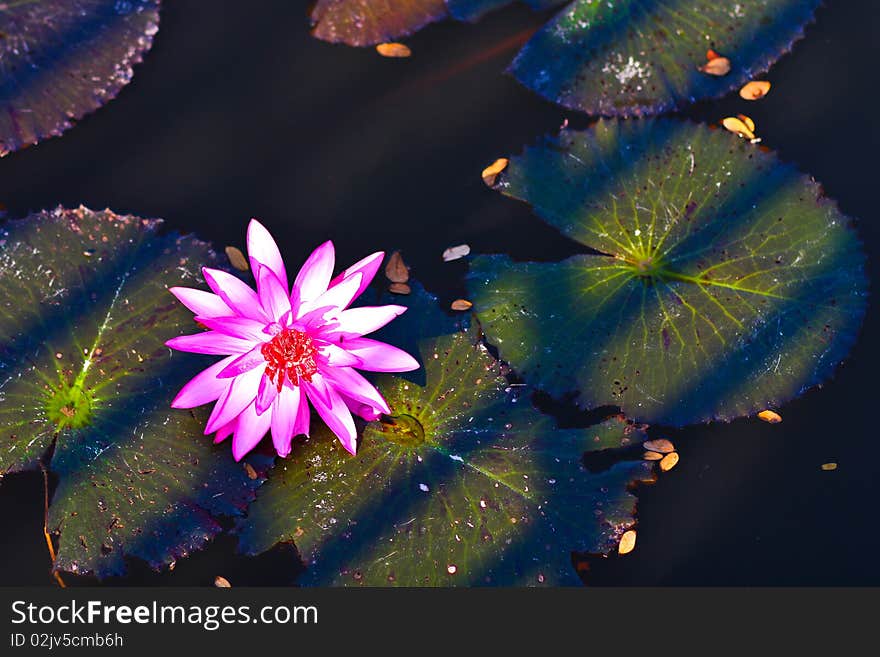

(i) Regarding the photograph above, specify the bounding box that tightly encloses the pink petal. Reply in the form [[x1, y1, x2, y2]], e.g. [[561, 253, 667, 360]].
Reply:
[[322, 367, 390, 417], [166, 331, 254, 355], [171, 355, 236, 409], [255, 373, 279, 415], [296, 272, 362, 320], [257, 264, 292, 321], [306, 381, 358, 455], [213, 417, 237, 444], [195, 315, 267, 342], [270, 384, 301, 457], [218, 345, 267, 378], [322, 305, 408, 338], [247, 219, 288, 290], [318, 342, 363, 368], [341, 395, 382, 422], [293, 390, 311, 437], [169, 287, 232, 318], [232, 402, 272, 461], [338, 337, 420, 372], [205, 365, 263, 433], [329, 251, 383, 300], [302, 372, 333, 407], [202, 267, 270, 323], [293, 241, 335, 303]]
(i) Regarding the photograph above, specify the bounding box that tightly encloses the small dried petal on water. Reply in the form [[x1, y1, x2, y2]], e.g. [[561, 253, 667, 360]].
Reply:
[[442, 244, 471, 262], [643, 451, 663, 461], [659, 452, 679, 472], [758, 409, 782, 424], [214, 576, 232, 588], [643, 438, 675, 454], [376, 43, 411, 58], [389, 282, 411, 295], [699, 56, 731, 76], [225, 246, 249, 272], [481, 158, 509, 187], [451, 299, 473, 311], [740, 80, 771, 100], [243, 463, 258, 480], [618, 530, 637, 555], [821, 462, 838, 471], [385, 251, 409, 283], [738, 114, 756, 132], [722, 116, 757, 141]]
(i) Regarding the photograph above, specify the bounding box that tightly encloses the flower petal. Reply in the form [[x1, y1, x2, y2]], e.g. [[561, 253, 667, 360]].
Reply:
[[270, 384, 301, 457], [232, 401, 272, 461], [338, 337, 420, 372], [293, 389, 311, 438], [166, 331, 254, 355], [218, 345, 266, 378], [169, 286, 232, 318], [293, 240, 335, 303], [329, 251, 383, 300], [322, 366, 390, 417], [213, 417, 237, 444], [195, 315, 267, 342], [255, 373, 279, 415], [306, 381, 358, 455], [247, 219, 288, 290], [318, 342, 363, 368], [296, 272, 362, 320], [257, 264, 292, 321], [171, 355, 236, 409], [202, 267, 269, 323], [205, 365, 263, 434], [322, 305, 408, 338]]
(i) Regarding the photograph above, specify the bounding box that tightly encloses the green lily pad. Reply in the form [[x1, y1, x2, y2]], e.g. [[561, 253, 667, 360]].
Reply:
[[310, 0, 448, 46], [510, 0, 821, 115], [0, 207, 266, 577], [0, 1, 160, 156], [237, 324, 654, 586], [467, 119, 867, 426]]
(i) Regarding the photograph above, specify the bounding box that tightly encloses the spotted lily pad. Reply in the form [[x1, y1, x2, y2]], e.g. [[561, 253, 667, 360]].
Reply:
[[467, 120, 867, 426], [0, 207, 265, 577], [238, 324, 653, 586], [310, 0, 448, 46], [510, 0, 820, 115], [0, 1, 160, 156]]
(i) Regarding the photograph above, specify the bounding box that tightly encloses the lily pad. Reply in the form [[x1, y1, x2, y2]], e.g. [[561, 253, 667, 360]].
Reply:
[[0, 0, 160, 156], [0, 206, 265, 577], [467, 120, 867, 426], [310, 0, 448, 46], [510, 0, 821, 115], [237, 324, 654, 586]]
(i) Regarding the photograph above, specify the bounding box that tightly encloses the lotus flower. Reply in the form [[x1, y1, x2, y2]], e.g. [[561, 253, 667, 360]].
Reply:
[[166, 220, 419, 459]]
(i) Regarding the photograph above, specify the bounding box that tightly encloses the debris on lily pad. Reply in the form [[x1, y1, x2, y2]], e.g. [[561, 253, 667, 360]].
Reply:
[[0, 0, 161, 156], [443, 244, 471, 261], [214, 576, 232, 588], [618, 530, 637, 555], [385, 250, 410, 283], [376, 42, 412, 57], [740, 80, 772, 100], [659, 452, 680, 472], [820, 462, 838, 471], [758, 410, 783, 424], [389, 282, 412, 295], [699, 55, 731, 76], [225, 245, 249, 271], [723, 115, 760, 142], [467, 119, 867, 427], [481, 158, 509, 187], [643, 439, 675, 454], [451, 298, 473, 311]]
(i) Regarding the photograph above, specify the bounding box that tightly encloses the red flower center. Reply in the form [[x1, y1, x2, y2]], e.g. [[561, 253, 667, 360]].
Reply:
[[261, 329, 318, 391]]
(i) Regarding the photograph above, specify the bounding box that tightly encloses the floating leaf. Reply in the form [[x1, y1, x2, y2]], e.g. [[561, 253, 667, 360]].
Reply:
[[509, 0, 820, 115], [238, 325, 654, 585], [0, 207, 265, 577], [467, 120, 867, 426], [0, 0, 160, 156], [310, 0, 447, 46]]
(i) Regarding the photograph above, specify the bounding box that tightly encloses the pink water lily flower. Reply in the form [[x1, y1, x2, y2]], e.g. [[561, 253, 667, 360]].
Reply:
[[166, 220, 419, 460]]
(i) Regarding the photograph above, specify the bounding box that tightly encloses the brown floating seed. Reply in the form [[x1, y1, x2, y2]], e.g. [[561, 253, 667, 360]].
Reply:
[[385, 251, 409, 283], [659, 452, 679, 472], [618, 530, 637, 555], [738, 113, 756, 132], [481, 158, 509, 187], [643, 438, 675, 454], [643, 451, 663, 461], [376, 42, 411, 58], [758, 409, 782, 424], [740, 80, 771, 100], [722, 116, 757, 141], [214, 576, 232, 588], [243, 463, 258, 480], [442, 244, 471, 262], [699, 56, 731, 76], [821, 462, 838, 471], [451, 299, 473, 311], [225, 246, 249, 272], [389, 282, 411, 295]]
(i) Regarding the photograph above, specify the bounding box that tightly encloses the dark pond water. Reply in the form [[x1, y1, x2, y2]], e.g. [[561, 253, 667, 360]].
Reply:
[[0, 0, 877, 586]]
